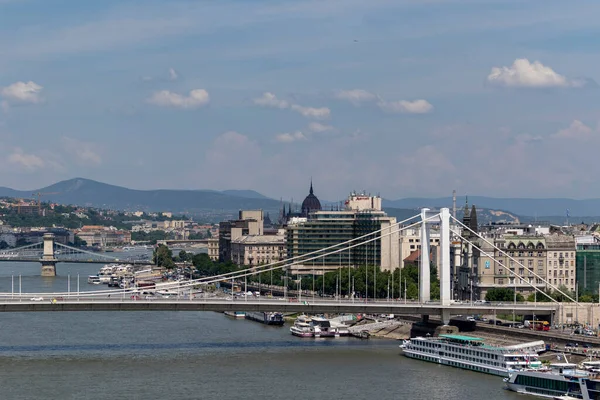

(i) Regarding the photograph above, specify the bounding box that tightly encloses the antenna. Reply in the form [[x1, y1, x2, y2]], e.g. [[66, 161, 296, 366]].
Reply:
[[452, 190, 457, 219]]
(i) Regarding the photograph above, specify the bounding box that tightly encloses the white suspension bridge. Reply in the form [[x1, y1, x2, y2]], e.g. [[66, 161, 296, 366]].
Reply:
[[0, 208, 564, 322]]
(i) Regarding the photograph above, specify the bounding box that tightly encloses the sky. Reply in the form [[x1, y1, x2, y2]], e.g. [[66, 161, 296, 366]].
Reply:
[[1, 0, 600, 202]]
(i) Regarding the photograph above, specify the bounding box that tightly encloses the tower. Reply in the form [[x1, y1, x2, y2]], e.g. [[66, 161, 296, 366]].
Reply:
[[40, 233, 58, 276]]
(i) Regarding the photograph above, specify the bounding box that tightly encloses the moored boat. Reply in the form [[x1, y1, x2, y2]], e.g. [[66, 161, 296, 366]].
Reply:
[[245, 311, 285, 326], [401, 334, 544, 377], [290, 315, 313, 337], [504, 363, 600, 399]]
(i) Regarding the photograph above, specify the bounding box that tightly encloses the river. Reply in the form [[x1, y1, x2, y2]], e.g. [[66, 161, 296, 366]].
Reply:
[[0, 258, 528, 399]]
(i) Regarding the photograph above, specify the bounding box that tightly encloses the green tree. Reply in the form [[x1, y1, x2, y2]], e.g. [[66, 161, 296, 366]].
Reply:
[[153, 244, 175, 269], [485, 287, 524, 302], [192, 253, 214, 275], [579, 294, 594, 303], [178, 250, 192, 262], [0, 240, 8, 250]]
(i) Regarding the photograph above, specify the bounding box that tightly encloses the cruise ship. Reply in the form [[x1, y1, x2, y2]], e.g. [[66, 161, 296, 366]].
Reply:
[[504, 363, 600, 399], [400, 334, 544, 377]]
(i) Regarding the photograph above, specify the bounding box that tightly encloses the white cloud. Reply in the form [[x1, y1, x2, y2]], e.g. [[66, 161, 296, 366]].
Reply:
[[377, 99, 433, 114], [147, 89, 209, 109], [334, 89, 376, 105], [252, 92, 289, 109], [308, 122, 335, 133], [8, 148, 45, 171], [252, 92, 330, 119], [290, 104, 331, 119], [1, 81, 44, 104], [168, 67, 178, 81], [487, 58, 585, 88], [275, 131, 306, 143], [61, 136, 102, 165], [551, 120, 596, 140]]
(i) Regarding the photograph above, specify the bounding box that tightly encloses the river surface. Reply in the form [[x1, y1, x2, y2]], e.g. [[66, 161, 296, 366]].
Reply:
[[0, 259, 529, 399]]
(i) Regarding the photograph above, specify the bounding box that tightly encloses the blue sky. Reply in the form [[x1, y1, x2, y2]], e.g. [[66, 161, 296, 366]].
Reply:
[[1, 0, 600, 201]]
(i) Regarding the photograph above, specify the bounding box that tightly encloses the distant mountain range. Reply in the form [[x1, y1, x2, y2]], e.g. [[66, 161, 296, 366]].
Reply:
[[1, 178, 599, 222], [383, 196, 600, 219], [0, 178, 282, 214]]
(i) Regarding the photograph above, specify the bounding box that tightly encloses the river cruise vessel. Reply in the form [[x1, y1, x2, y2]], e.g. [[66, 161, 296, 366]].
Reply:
[[400, 334, 544, 377], [504, 363, 600, 399]]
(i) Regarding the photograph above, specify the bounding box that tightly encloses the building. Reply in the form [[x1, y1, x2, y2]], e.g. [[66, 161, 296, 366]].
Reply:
[[474, 231, 576, 300], [399, 227, 441, 270], [75, 225, 132, 247], [208, 238, 219, 261], [576, 236, 600, 295], [286, 192, 399, 275], [218, 210, 264, 262], [230, 232, 286, 266], [545, 234, 576, 292], [477, 235, 547, 299], [280, 181, 323, 224], [455, 201, 481, 300]]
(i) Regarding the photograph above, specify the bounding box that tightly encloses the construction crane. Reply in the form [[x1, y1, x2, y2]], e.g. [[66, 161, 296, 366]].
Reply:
[[32, 192, 59, 214]]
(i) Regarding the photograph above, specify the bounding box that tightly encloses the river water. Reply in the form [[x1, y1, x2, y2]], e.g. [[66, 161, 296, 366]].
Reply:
[[0, 258, 528, 399]]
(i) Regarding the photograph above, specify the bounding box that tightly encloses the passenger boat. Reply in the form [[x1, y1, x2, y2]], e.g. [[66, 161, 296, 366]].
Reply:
[[504, 363, 600, 399], [87, 275, 100, 284], [245, 311, 285, 326], [400, 334, 544, 377], [290, 315, 313, 337]]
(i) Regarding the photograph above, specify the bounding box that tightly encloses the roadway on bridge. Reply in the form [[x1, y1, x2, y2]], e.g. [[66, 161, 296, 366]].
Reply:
[[0, 297, 558, 314]]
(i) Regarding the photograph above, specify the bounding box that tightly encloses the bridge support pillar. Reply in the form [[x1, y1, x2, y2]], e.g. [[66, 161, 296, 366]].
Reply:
[[440, 309, 451, 326], [40, 233, 57, 277], [439, 208, 451, 306], [419, 208, 431, 303]]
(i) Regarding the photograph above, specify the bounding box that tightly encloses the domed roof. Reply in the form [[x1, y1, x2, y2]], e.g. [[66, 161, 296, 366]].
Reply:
[[301, 181, 321, 216]]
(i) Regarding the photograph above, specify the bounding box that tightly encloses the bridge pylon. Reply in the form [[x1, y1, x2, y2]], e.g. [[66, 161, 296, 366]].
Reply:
[[40, 233, 58, 277]]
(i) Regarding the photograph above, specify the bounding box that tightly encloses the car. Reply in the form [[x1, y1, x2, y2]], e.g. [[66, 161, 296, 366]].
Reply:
[[30, 297, 44, 301], [583, 344, 593, 349]]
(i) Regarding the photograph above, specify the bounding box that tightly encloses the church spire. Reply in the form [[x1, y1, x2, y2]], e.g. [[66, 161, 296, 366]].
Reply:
[[310, 178, 314, 195]]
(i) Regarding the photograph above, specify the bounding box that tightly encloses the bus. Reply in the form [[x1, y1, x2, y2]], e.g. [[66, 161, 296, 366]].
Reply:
[[524, 320, 550, 331]]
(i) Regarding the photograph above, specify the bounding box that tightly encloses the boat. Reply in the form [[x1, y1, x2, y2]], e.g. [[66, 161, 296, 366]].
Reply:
[[290, 315, 313, 337], [400, 334, 544, 377], [87, 275, 100, 284], [224, 311, 246, 319], [504, 362, 600, 399], [309, 316, 341, 338], [245, 311, 285, 326]]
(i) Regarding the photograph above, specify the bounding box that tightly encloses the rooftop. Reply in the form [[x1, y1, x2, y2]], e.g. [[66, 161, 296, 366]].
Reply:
[[439, 334, 484, 342]]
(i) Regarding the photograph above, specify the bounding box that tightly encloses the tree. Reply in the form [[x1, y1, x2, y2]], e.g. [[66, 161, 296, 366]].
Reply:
[[71, 235, 87, 247], [579, 294, 594, 303], [178, 250, 192, 262], [485, 287, 524, 302], [193, 253, 214, 275], [0, 240, 8, 250], [153, 244, 175, 269]]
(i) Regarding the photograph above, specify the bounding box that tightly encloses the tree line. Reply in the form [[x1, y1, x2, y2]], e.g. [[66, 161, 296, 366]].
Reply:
[[153, 244, 440, 300]]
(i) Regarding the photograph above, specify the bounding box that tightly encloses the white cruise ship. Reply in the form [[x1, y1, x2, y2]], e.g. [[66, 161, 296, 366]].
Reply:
[[400, 334, 544, 377], [504, 363, 600, 399]]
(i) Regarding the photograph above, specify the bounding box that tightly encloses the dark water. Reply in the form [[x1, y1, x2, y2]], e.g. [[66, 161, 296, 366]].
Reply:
[[0, 261, 528, 399]]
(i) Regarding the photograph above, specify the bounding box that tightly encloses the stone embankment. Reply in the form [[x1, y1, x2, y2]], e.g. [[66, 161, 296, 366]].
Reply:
[[349, 319, 411, 340]]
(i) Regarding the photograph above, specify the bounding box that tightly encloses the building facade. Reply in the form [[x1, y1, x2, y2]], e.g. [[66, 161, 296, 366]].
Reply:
[[75, 226, 131, 247], [207, 238, 219, 262], [230, 233, 286, 266], [286, 193, 399, 275], [218, 210, 264, 262]]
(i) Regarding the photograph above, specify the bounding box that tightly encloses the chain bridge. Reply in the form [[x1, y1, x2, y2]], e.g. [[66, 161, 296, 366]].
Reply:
[[0, 233, 153, 275]]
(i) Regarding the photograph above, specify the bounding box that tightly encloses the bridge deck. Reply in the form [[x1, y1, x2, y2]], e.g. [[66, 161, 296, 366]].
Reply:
[[0, 299, 558, 314]]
